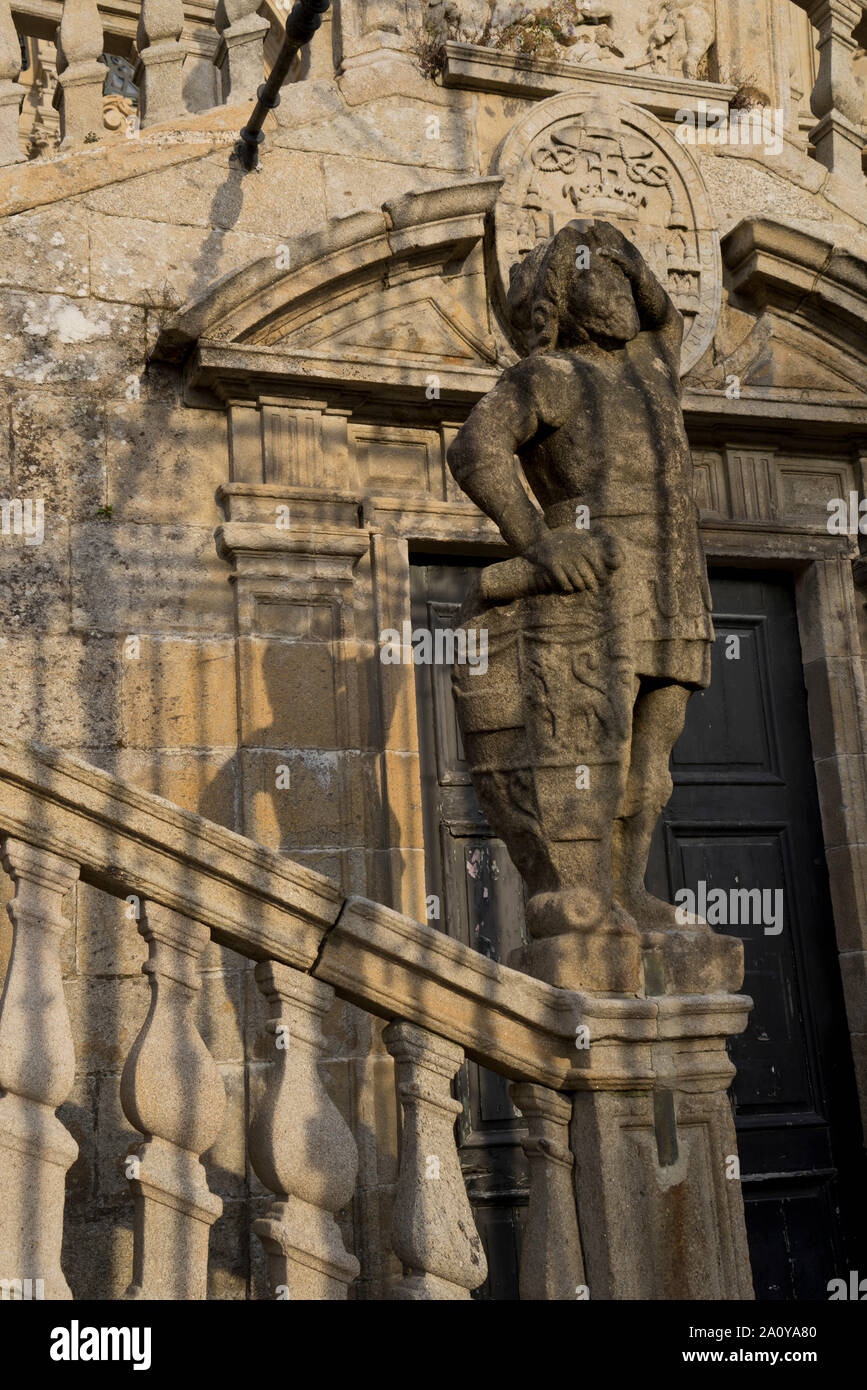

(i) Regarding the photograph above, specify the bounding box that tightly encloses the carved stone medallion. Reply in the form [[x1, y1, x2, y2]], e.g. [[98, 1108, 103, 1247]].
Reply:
[[492, 92, 722, 374]]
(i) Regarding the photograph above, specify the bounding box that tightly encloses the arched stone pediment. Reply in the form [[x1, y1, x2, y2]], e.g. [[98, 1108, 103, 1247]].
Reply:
[[153, 178, 506, 405], [153, 184, 867, 429], [696, 309, 867, 398], [721, 218, 867, 390]]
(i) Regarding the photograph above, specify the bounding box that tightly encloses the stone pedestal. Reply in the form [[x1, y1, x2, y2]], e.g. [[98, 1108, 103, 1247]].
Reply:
[[510, 913, 755, 1297], [568, 987, 754, 1300]]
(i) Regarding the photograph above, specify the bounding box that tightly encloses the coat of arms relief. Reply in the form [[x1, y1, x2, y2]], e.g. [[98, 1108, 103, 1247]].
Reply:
[[425, 0, 716, 79], [492, 93, 722, 375]]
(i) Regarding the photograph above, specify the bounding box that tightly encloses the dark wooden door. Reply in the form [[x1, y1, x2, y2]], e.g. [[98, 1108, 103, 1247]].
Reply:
[[411, 557, 867, 1301], [646, 569, 867, 1301]]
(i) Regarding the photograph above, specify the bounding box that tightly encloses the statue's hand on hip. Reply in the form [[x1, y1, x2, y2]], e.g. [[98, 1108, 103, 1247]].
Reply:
[[525, 526, 622, 594]]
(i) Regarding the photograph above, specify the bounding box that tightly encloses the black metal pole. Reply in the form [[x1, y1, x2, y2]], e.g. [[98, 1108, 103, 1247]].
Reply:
[[236, 0, 332, 171]]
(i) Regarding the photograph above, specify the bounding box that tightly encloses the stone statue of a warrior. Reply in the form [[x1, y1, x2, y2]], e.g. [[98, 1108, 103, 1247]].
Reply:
[[447, 218, 732, 992]]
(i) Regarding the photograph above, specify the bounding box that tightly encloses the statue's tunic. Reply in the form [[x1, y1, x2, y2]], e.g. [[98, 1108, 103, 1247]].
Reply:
[[516, 346, 713, 689]]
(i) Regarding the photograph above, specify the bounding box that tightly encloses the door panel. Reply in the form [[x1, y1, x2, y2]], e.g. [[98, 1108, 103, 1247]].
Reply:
[[647, 571, 867, 1300], [411, 557, 867, 1301]]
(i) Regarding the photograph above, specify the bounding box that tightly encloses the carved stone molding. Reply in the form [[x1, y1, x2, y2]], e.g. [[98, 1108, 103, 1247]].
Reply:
[[440, 39, 736, 113]]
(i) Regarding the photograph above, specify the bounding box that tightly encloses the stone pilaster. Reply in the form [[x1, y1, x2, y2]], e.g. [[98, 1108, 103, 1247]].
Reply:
[[217, 477, 403, 1299]]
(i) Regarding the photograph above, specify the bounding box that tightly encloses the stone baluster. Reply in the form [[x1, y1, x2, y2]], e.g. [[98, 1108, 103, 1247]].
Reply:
[[337, 0, 413, 83], [804, 0, 865, 182], [383, 1022, 487, 1299], [0, 838, 80, 1299], [215, 0, 270, 105], [135, 0, 186, 127], [510, 1084, 586, 1300], [0, 0, 24, 165], [249, 962, 360, 1299], [120, 903, 225, 1300], [53, 0, 105, 146]]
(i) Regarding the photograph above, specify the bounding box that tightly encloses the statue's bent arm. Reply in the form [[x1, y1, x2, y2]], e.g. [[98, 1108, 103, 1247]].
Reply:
[[616, 244, 684, 376], [447, 359, 568, 555]]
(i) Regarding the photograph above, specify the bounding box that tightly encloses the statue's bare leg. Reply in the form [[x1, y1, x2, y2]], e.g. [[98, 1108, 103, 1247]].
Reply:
[[612, 679, 694, 929]]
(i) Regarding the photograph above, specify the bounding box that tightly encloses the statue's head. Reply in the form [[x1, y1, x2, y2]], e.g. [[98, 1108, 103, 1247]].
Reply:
[[506, 219, 641, 355]]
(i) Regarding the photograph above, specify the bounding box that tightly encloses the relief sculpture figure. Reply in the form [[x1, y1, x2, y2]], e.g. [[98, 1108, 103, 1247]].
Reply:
[[448, 220, 738, 992]]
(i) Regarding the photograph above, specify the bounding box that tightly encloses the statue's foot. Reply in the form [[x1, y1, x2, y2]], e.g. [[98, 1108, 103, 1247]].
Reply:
[[527, 887, 637, 938], [616, 888, 708, 932], [514, 890, 641, 991]]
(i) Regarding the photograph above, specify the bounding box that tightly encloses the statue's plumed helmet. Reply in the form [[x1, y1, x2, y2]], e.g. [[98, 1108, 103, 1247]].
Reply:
[[506, 219, 623, 355]]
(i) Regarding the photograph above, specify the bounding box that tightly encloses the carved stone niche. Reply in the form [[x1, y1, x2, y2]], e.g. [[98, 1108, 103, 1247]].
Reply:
[[491, 91, 722, 374], [425, 0, 715, 80]]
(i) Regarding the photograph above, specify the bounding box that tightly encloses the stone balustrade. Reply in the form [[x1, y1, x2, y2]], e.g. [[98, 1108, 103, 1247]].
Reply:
[[803, 0, 866, 183], [0, 0, 315, 161], [53, 0, 106, 145], [0, 0, 862, 181], [0, 730, 753, 1299]]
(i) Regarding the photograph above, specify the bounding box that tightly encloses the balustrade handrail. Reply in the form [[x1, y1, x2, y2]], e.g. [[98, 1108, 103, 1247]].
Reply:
[[0, 731, 597, 1085], [0, 730, 751, 1299]]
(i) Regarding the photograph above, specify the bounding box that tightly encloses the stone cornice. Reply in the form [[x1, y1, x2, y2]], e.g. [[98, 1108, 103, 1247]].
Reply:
[[186, 342, 867, 438], [440, 40, 738, 120], [723, 216, 867, 346]]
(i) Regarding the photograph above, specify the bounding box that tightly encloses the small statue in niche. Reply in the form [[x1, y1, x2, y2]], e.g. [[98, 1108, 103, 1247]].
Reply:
[[447, 221, 716, 991]]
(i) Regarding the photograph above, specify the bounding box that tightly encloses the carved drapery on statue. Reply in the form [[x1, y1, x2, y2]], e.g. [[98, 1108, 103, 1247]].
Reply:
[[453, 564, 641, 991], [424, 0, 715, 78]]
